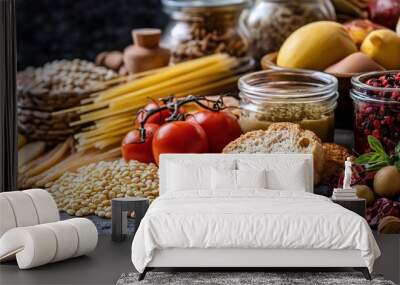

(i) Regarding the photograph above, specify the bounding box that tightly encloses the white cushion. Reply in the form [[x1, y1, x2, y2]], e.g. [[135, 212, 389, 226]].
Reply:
[[237, 159, 308, 192], [0, 196, 17, 238], [0, 226, 57, 269], [0, 218, 97, 269], [23, 189, 60, 224], [211, 168, 236, 190], [236, 169, 267, 189], [0, 192, 39, 227], [65, 218, 98, 257], [42, 221, 79, 262], [166, 160, 235, 192], [167, 163, 211, 191], [211, 169, 267, 191], [0, 189, 60, 238]]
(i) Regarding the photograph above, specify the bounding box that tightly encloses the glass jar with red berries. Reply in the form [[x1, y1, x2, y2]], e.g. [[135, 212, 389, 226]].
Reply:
[[351, 71, 400, 154]]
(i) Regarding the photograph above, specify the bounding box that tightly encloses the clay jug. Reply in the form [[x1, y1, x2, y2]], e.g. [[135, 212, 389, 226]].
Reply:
[[123, 28, 170, 74]]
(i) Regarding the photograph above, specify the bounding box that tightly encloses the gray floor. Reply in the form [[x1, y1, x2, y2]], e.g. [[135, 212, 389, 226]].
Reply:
[[374, 233, 400, 285], [0, 235, 134, 285], [2, 233, 398, 285]]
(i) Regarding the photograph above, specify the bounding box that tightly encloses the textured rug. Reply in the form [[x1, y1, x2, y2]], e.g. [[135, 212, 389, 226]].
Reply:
[[60, 212, 136, 234], [116, 272, 395, 285]]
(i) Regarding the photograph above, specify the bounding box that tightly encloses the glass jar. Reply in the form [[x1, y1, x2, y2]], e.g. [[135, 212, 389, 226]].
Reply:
[[245, 0, 336, 60], [162, 0, 251, 63], [238, 70, 338, 142], [351, 71, 400, 154]]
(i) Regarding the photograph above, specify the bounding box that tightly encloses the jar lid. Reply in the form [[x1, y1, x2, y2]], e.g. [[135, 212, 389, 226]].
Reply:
[[162, 0, 248, 9]]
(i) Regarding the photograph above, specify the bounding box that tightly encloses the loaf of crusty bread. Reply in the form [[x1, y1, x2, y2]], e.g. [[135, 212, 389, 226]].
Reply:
[[320, 143, 355, 186], [222, 123, 325, 184], [323, 143, 355, 165]]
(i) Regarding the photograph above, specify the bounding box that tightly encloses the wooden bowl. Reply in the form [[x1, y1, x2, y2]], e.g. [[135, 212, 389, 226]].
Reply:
[[261, 52, 356, 130]]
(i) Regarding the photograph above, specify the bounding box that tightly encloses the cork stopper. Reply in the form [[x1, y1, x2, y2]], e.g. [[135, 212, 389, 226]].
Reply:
[[132, 28, 161, 49]]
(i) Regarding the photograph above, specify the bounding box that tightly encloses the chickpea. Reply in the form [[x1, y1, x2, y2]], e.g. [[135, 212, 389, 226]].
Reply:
[[46, 159, 159, 219]]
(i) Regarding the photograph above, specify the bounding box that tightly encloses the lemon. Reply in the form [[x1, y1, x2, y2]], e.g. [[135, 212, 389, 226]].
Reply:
[[277, 21, 357, 71], [361, 29, 400, 70]]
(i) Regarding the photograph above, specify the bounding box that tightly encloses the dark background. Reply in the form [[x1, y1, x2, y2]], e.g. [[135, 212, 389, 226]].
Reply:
[[16, 0, 168, 70]]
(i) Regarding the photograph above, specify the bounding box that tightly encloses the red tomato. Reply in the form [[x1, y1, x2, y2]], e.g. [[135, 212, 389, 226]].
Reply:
[[152, 121, 209, 165], [135, 102, 172, 127], [187, 111, 242, 153], [121, 123, 159, 163]]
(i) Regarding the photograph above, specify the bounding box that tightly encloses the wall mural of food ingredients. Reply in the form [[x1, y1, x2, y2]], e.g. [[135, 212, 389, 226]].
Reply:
[[16, 0, 400, 232]]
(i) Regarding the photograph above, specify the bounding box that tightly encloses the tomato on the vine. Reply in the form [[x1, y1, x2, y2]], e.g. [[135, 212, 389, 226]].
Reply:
[[121, 123, 159, 163], [187, 111, 242, 153], [135, 102, 172, 127], [152, 121, 208, 165]]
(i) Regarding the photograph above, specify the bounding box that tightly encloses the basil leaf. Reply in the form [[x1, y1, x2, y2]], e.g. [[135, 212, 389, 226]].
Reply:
[[365, 160, 390, 171], [355, 153, 376, 164], [368, 135, 386, 154], [370, 153, 385, 163], [356, 152, 386, 165]]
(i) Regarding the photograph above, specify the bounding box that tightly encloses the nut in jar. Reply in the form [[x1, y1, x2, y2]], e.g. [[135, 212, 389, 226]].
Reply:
[[245, 0, 336, 59], [162, 0, 251, 63]]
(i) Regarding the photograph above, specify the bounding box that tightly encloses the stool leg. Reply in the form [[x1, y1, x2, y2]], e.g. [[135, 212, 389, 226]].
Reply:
[[111, 200, 123, 242]]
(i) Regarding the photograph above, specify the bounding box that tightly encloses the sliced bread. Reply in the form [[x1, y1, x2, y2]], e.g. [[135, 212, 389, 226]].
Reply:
[[223, 123, 324, 184]]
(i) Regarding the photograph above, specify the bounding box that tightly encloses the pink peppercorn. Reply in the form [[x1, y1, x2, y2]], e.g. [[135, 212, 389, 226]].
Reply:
[[351, 72, 400, 154]]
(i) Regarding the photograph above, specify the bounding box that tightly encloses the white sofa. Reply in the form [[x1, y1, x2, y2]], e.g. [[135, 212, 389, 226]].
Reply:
[[0, 189, 98, 269]]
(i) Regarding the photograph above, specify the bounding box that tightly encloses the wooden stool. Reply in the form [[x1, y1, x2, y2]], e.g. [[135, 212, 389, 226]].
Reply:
[[111, 197, 149, 242]]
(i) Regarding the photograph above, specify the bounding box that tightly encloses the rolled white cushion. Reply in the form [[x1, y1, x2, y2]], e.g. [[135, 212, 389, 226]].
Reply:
[[23, 189, 59, 224], [0, 226, 57, 269], [65, 218, 98, 257], [0, 196, 17, 237], [0, 218, 98, 269], [42, 222, 79, 263], [0, 192, 39, 227]]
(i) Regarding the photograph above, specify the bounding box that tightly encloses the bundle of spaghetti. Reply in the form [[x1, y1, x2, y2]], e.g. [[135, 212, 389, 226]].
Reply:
[[58, 54, 242, 151]]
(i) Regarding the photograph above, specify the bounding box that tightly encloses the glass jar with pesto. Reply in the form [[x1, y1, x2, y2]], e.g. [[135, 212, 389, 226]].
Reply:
[[238, 69, 338, 142]]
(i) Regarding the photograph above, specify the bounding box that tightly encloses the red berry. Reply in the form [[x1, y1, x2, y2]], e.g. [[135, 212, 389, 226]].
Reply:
[[372, 129, 381, 139], [365, 106, 373, 113], [391, 92, 400, 101], [355, 72, 400, 154]]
